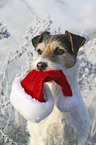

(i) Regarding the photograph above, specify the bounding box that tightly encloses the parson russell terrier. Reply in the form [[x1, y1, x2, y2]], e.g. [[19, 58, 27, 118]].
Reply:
[[10, 31, 90, 145], [27, 31, 90, 145]]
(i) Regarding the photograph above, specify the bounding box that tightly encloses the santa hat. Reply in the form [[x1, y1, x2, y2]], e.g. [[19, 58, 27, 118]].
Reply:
[[10, 70, 78, 123]]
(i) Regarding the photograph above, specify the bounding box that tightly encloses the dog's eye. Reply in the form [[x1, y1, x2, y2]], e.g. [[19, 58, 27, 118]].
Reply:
[[37, 49, 43, 55], [54, 47, 65, 55]]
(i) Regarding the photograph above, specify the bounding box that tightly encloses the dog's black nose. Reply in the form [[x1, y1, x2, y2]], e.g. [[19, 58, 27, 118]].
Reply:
[[37, 62, 47, 71]]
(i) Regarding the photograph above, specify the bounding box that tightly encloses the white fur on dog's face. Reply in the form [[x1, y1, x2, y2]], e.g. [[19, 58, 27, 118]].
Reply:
[[32, 57, 64, 71]]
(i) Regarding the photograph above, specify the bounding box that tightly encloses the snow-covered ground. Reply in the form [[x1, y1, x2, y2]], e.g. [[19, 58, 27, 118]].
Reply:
[[0, 0, 96, 144]]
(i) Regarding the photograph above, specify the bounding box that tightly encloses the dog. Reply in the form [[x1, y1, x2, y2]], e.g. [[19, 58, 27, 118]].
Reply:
[[25, 31, 90, 145]]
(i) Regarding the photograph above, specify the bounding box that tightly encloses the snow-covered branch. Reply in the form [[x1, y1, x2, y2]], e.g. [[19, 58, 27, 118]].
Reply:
[[0, 22, 10, 40]]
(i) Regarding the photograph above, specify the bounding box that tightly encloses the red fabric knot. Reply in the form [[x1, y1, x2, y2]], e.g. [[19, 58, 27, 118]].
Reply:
[[21, 70, 73, 102]]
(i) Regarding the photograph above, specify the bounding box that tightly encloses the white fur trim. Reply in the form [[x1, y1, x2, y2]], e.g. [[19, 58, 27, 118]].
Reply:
[[56, 93, 79, 112], [10, 77, 54, 123]]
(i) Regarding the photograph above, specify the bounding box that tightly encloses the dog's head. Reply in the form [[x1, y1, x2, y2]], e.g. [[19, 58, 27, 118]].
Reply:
[[31, 31, 86, 71]]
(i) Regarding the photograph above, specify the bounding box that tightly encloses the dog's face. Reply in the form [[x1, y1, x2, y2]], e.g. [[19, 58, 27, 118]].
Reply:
[[32, 31, 86, 71]]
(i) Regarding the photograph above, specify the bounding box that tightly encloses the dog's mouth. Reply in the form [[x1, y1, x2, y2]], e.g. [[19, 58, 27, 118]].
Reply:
[[38, 68, 61, 72], [37, 67, 62, 72], [32, 57, 64, 72]]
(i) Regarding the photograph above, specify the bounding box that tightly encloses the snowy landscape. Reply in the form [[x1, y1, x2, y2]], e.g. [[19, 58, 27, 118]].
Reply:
[[0, 0, 96, 144]]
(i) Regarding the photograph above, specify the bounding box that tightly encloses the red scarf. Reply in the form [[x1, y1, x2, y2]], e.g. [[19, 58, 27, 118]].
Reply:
[[21, 70, 72, 102]]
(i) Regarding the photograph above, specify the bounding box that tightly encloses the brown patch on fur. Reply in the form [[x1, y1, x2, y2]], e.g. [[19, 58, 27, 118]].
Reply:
[[58, 52, 75, 68], [36, 39, 76, 68], [37, 40, 63, 56], [67, 31, 74, 52]]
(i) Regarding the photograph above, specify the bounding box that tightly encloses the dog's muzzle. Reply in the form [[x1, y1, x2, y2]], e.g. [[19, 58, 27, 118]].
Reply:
[[37, 62, 48, 71], [32, 58, 64, 71]]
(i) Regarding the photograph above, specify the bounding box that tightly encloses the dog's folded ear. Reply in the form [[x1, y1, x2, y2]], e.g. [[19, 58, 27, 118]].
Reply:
[[32, 31, 50, 49], [65, 31, 86, 55]]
